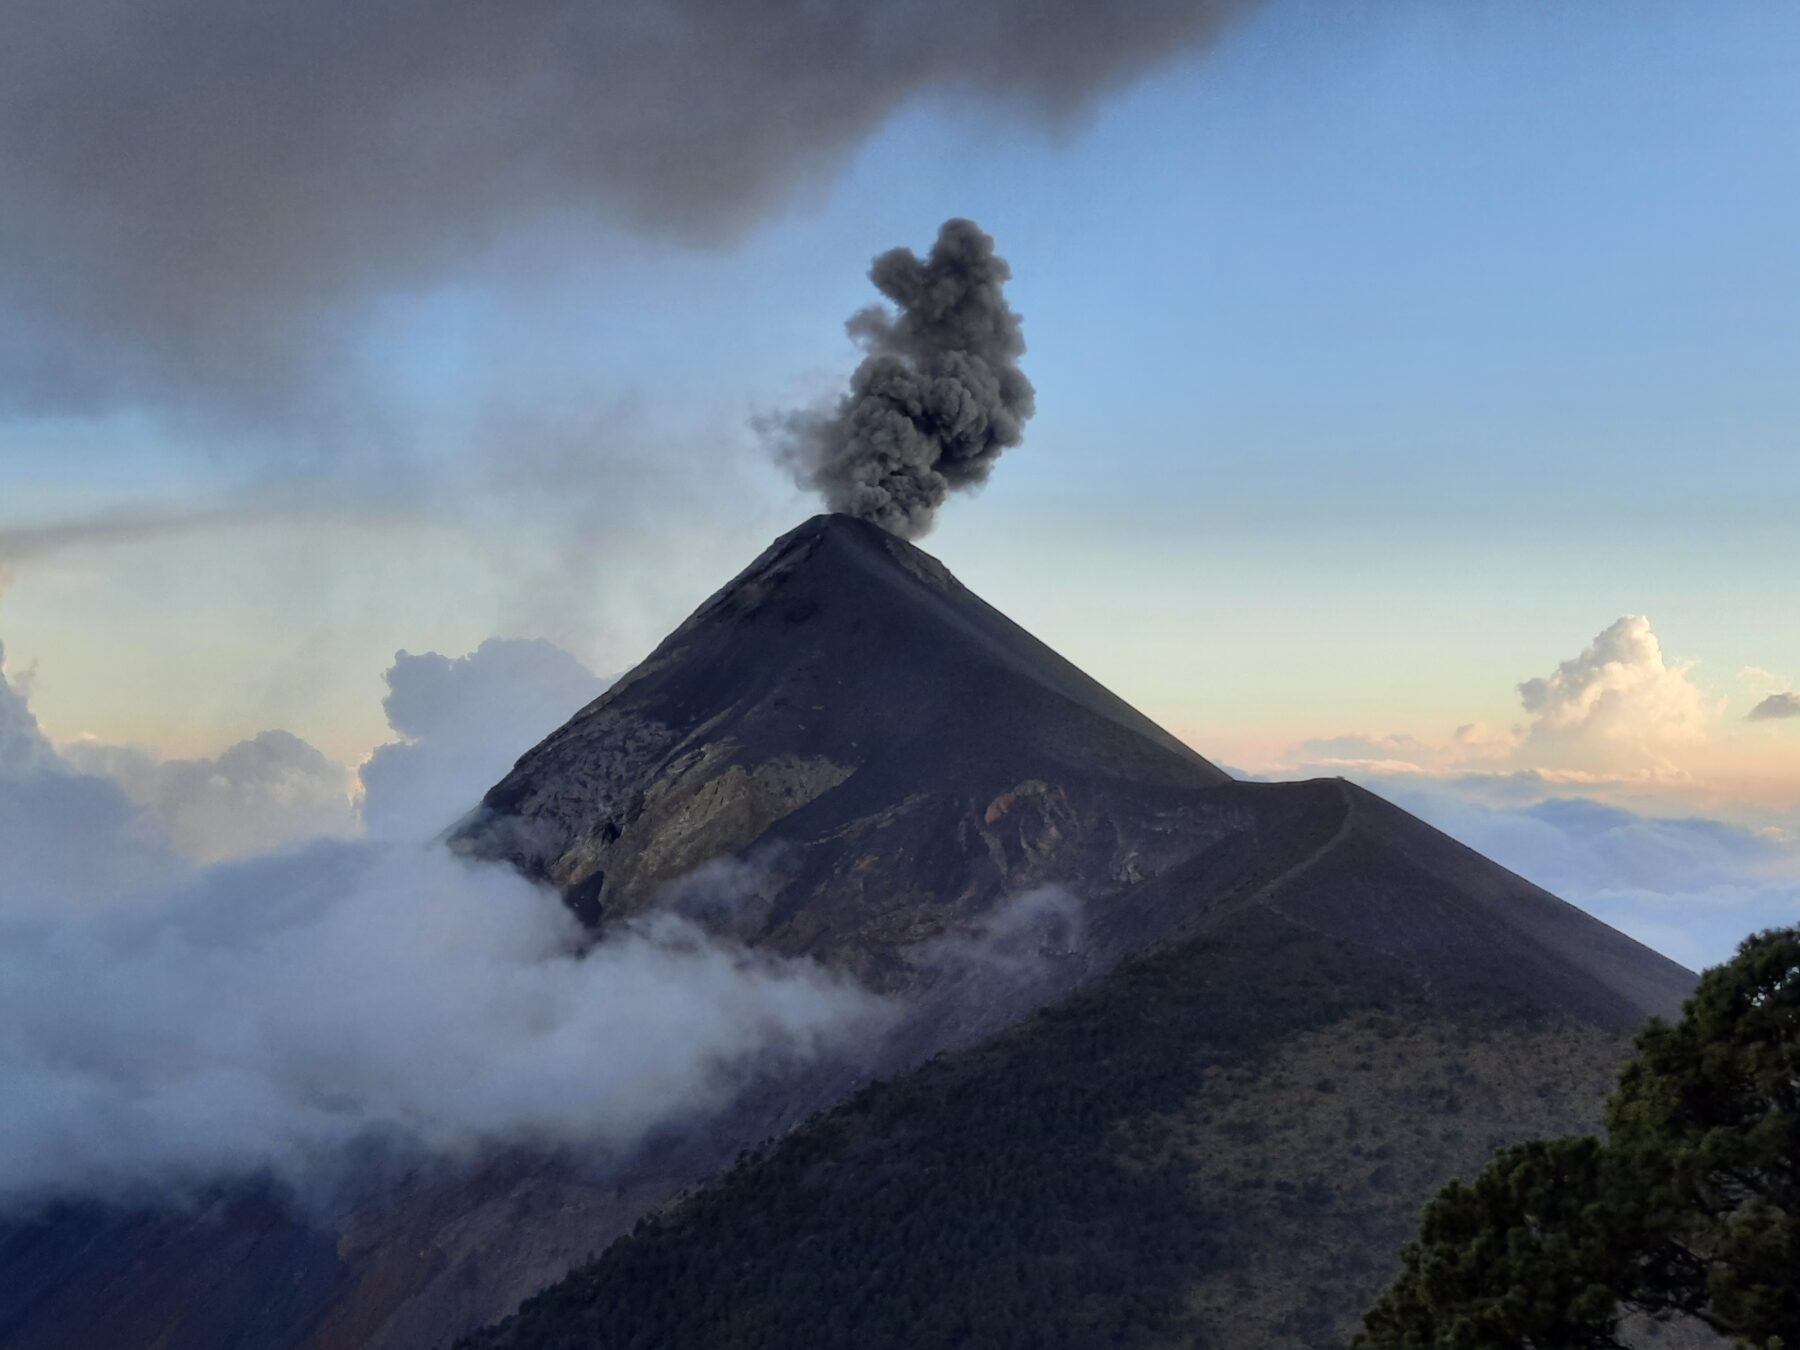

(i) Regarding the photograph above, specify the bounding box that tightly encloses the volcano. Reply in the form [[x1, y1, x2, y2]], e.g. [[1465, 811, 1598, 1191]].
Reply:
[[457, 514, 1685, 1028], [453, 513, 1226, 951], [0, 516, 1694, 1350]]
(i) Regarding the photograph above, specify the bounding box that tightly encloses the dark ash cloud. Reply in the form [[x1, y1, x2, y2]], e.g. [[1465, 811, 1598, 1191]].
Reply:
[[1748, 692, 1800, 722], [0, 0, 1252, 422], [770, 218, 1036, 536]]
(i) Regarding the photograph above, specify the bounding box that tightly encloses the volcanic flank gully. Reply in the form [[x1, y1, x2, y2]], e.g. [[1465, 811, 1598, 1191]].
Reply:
[[0, 514, 1693, 1350]]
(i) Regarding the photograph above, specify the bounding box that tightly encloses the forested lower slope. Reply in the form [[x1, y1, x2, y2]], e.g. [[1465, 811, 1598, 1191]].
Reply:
[[466, 895, 1647, 1350]]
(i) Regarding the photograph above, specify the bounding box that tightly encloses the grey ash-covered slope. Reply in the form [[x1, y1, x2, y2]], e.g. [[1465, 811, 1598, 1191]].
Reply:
[[0, 515, 1697, 1350], [456, 512, 1686, 1028], [456, 512, 1229, 987]]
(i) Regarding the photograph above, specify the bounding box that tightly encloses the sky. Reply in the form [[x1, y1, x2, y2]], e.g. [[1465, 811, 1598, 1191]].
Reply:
[[2, 0, 1797, 977]]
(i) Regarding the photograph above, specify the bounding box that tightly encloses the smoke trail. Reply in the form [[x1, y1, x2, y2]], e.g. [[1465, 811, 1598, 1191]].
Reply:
[[773, 219, 1035, 537]]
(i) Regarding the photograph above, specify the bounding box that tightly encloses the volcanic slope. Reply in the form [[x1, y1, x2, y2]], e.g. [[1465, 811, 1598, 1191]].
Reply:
[[455, 516, 1697, 1350], [0, 516, 1693, 1350], [469, 779, 1698, 1350], [453, 512, 1231, 986]]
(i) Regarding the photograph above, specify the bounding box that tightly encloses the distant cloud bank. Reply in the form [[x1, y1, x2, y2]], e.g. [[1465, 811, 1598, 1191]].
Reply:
[[1748, 691, 1800, 721], [1266, 615, 1798, 969], [0, 634, 884, 1211]]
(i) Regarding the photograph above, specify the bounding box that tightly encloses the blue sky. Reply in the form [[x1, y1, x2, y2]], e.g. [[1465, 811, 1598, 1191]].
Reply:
[[1, 0, 1796, 963]]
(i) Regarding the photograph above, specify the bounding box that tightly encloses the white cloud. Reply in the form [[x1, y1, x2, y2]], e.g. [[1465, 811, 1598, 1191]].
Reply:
[[1267, 616, 1795, 968], [1286, 616, 1723, 784], [1516, 615, 1722, 769], [360, 637, 608, 841], [916, 885, 1086, 980], [26, 635, 609, 864], [0, 842, 886, 1206], [0, 635, 886, 1211], [64, 731, 357, 863], [0, 641, 60, 775], [1294, 722, 1519, 777], [0, 640, 180, 911]]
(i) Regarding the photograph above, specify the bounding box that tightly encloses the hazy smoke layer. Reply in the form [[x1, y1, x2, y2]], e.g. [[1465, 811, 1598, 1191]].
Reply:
[[0, 639, 887, 1209], [0, 1, 1250, 421], [775, 219, 1036, 536], [0, 505, 274, 595]]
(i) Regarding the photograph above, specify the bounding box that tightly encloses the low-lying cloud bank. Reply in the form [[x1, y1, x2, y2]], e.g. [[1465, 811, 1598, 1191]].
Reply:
[[1260, 615, 1798, 970], [62, 731, 358, 863], [0, 638, 886, 1211], [6, 609, 1792, 1208], [361, 637, 608, 842], [1375, 785, 1797, 972]]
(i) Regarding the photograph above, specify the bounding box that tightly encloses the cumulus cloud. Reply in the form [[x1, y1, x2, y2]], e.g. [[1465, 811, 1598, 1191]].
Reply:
[[65, 731, 357, 863], [23, 633, 607, 861], [0, 643, 57, 773], [1748, 692, 1800, 722], [0, 0, 1254, 424], [1287, 616, 1723, 785], [360, 638, 609, 840], [1265, 616, 1794, 967], [0, 638, 887, 1211], [1516, 615, 1722, 768], [0, 642, 180, 911]]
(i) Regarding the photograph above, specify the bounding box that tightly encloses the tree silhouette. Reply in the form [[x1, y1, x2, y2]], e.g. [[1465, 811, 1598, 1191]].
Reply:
[[1358, 926, 1799, 1350]]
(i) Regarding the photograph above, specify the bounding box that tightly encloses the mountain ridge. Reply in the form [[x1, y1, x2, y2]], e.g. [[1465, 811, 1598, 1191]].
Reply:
[[0, 513, 1695, 1350]]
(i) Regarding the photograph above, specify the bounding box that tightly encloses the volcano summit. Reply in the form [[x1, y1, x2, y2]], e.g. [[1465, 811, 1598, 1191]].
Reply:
[[460, 514, 1685, 1028]]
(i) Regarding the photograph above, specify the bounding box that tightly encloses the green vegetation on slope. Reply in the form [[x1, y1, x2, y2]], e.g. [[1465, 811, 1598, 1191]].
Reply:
[[465, 910, 1634, 1350], [466, 950, 1232, 1350], [1359, 926, 1799, 1350]]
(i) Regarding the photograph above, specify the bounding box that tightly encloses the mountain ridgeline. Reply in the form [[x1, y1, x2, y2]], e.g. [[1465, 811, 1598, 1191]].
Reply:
[[0, 515, 1694, 1350]]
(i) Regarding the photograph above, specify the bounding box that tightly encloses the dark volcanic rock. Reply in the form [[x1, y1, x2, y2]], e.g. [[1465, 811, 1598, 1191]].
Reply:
[[0, 515, 1695, 1350], [453, 513, 1228, 990]]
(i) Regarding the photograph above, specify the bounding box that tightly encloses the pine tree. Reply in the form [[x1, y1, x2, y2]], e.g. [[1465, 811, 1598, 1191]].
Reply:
[[1357, 926, 1800, 1350]]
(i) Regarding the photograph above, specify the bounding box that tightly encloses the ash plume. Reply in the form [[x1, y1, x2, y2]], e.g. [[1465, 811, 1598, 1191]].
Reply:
[[0, 0, 1255, 426], [774, 219, 1035, 537]]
